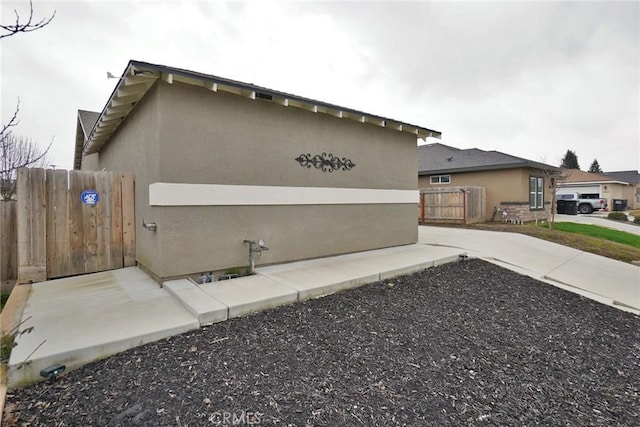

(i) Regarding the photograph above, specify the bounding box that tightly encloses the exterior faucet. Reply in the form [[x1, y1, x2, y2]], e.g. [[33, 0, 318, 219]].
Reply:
[[243, 239, 268, 274]]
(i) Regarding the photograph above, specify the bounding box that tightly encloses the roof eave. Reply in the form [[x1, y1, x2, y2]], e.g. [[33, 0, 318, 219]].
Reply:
[[83, 60, 441, 154], [418, 162, 558, 176], [558, 180, 629, 186]]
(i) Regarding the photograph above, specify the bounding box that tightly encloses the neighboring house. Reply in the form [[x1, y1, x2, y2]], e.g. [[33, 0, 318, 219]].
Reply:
[[604, 170, 640, 210], [74, 110, 100, 171], [418, 143, 557, 223], [557, 169, 633, 211], [74, 60, 441, 280]]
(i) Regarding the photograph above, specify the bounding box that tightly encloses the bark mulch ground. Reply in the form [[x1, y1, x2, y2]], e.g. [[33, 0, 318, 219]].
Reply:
[[3, 259, 639, 426]]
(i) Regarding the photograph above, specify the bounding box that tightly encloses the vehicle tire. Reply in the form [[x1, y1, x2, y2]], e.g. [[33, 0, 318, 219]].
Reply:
[[578, 204, 593, 214]]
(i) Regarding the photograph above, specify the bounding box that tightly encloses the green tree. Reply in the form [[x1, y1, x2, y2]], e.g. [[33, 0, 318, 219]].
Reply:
[[588, 159, 603, 174], [560, 150, 580, 169]]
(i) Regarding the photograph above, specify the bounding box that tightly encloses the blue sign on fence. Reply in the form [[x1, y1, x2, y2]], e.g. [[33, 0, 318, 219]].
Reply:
[[81, 190, 99, 206]]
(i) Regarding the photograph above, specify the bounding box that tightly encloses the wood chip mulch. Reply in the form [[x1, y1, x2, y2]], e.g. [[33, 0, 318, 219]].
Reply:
[[3, 259, 639, 426]]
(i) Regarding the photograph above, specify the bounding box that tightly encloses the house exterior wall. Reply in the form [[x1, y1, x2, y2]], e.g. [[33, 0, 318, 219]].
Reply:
[[89, 83, 162, 274], [602, 184, 627, 210], [89, 80, 418, 279], [623, 184, 640, 210], [80, 153, 100, 171], [419, 167, 552, 222], [557, 182, 635, 211]]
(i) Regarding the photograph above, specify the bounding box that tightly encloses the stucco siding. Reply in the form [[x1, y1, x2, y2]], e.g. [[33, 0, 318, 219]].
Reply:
[[152, 204, 416, 278], [419, 167, 552, 221], [96, 80, 418, 278], [93, 83, 162, 274], [156, 81, 416, 189], [80, 153, 100, 171]]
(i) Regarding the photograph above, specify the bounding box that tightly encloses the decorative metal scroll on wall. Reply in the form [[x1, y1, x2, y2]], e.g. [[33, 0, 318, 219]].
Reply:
[[295, 153, 356, 173]]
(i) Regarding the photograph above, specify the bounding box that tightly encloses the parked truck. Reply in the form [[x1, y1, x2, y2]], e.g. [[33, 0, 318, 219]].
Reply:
[[556, 192, 607, 214]]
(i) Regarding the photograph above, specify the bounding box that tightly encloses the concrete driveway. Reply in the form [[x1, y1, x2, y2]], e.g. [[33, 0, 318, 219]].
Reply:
[[419, 225, 640, 314]]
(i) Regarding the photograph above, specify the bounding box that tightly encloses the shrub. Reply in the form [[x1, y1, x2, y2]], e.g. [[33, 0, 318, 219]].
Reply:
[[608, 212, 628, 221], [634, 216, 640, 225]]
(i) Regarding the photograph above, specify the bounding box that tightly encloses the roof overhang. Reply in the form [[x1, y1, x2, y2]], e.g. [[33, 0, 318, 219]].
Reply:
[[418, 162, 560, 176], [83, 60, 442, 155], [558, 180, 629, 186]]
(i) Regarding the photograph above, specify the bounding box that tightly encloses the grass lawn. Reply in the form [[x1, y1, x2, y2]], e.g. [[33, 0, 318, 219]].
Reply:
[[457, 221, 640, 265], [544, 222, 640, 248]]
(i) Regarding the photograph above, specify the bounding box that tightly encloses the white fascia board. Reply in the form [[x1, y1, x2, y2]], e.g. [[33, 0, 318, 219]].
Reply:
[[149, 183, 418, 206]]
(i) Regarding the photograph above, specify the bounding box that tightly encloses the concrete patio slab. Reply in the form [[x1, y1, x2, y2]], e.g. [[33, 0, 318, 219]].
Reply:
[[198, 275, 298, 318], [7, 268, 199, 387], [257, 244, 467, 300], [14, 224, 633, 393], [163, 279, 228, 326]]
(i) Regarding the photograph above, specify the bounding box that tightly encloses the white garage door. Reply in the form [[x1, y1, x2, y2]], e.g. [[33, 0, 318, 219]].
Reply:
[[557, 185, 600, 195]]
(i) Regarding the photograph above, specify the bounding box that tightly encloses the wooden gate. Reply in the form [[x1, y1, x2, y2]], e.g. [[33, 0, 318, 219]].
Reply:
[[419, 186, 486, 224], [17, 168, 135, 283]]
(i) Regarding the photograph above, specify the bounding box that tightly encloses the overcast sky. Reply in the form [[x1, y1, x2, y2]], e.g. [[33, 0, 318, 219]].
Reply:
[[2, 0, 639, 172]]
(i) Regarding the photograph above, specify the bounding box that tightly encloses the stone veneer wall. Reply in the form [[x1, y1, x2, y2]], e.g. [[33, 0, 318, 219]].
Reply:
[[494, 202, 551, 223]]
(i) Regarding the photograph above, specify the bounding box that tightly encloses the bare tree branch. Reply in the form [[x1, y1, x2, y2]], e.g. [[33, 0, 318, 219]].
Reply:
[[0, 0, 56, 40], [1, 132, 51, 200], [539, 158, 566, 231], [1, 99, 20, 138]]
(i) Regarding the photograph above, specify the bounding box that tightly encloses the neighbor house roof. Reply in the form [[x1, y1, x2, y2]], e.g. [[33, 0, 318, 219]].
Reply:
[[560, 169, 629, 185], [81, 60, 441, 156], [74, 110, 101, 170], [417, 143, 557, 175], [603, 170, 640, 184]]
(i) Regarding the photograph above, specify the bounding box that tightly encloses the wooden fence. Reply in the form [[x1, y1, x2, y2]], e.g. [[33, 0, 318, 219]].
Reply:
[[1, 201, 18, 284], [419, 186, 486, 224], [17, 168, 135, 284]]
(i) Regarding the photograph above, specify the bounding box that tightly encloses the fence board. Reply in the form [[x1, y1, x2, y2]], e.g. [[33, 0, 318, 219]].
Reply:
[[82, 173, 98, 273], [14, 168, 136, 282], [68, 170, 86, 276], [17, 168, 47, 283], [16, 169, 31, 282], [95, 172, 110, 271], [419, 186, 485, 224], [121, 172, 136, 267], [110, 172, 124, 269], [1, 201, 18, 282], [53, 170, 71, 277]]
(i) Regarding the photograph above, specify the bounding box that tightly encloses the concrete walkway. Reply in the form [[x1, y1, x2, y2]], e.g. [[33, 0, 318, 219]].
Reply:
[[6, 268, 200, 388], [6, 224, 639, 389], [6, 243, 466, 387], [419, 226, 640, 314]]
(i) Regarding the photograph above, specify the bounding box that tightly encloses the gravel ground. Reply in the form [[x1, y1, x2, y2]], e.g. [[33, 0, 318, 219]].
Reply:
[[4, 259, 639, 426]]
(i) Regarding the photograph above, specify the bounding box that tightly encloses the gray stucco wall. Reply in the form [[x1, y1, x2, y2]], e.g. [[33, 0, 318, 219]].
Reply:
[[80, 153, 100, 171], [92, 80, 419, 279], [92, 84, 162, 274]]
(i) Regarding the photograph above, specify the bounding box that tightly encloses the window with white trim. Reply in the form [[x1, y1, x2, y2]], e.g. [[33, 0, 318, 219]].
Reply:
[[529, 176, 544, 209], [430, 175, 451, 184]]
